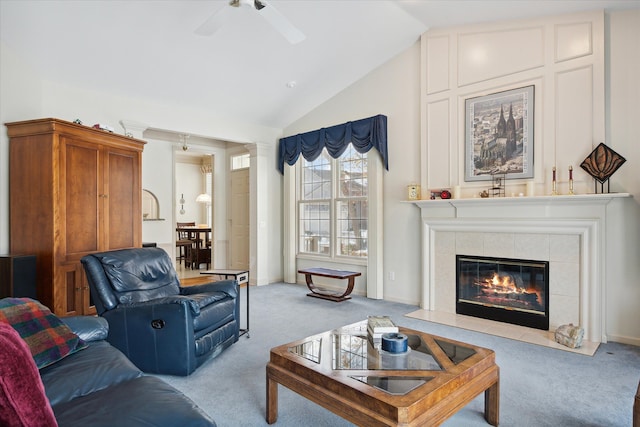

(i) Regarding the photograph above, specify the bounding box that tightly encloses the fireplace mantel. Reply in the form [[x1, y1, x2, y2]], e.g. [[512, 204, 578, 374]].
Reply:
[[412, 193, 630, 215], [412, 193, 632, 343]]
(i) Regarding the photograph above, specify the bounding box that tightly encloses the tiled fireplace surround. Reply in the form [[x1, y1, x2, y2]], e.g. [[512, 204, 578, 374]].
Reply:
[[414, 193, 629, 346]]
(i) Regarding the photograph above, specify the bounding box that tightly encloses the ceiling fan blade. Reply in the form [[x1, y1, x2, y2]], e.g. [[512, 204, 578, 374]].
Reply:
[[257, 2, 305, 44], [195, 5, 233, 36]]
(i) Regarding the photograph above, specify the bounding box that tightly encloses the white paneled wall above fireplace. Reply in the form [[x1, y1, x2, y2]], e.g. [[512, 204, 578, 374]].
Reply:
[[421, 10, 604, 197]]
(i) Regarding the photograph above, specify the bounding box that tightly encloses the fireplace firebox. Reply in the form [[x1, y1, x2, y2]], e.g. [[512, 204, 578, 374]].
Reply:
[[456, 255, 549, 330]]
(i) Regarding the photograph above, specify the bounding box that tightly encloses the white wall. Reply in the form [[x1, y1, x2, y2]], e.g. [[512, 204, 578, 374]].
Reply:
[[283, 9, 640, 343], [0, 43, 43, 255], [0, 41, 285, 286], [175, 161, 205, 224], [284, 43, 423, 304], [141, 138, 174, 251], [603, 10, 640, 344]]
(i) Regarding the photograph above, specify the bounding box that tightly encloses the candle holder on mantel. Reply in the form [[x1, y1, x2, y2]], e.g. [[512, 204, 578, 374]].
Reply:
[[551, 167, 558, 196], [568, 166, 574, 195], [580, 142, 627, 194]]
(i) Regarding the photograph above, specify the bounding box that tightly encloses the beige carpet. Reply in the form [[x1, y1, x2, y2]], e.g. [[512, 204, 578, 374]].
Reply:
[[405, 309, 599, 356]]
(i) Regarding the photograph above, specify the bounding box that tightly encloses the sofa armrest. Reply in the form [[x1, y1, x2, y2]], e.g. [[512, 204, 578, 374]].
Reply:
[[181, 279, 238, 299], [61, 316, 109, 342]]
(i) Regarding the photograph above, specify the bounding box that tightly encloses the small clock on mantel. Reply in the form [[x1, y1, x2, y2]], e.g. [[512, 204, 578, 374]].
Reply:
[[407, 184, 421, 200]]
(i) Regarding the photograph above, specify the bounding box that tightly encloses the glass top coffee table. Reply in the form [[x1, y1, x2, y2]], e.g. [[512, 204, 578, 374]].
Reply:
[[266, 321, 499, 426]]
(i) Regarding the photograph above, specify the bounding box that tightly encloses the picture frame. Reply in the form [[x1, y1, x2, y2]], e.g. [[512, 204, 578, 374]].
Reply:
[[464, 85, 534, 182]]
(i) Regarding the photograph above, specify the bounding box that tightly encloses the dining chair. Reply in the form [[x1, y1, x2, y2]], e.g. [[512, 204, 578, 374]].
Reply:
[[176, 222, 195, 266]]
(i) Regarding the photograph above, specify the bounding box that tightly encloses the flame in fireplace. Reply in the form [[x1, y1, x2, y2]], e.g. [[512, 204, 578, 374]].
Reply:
[[487, 273, 520, 293], [477, 273, 537, 297]]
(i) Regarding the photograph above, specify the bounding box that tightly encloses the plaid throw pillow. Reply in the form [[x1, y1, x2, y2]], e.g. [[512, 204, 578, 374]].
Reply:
[[0, 298, 87, 369]]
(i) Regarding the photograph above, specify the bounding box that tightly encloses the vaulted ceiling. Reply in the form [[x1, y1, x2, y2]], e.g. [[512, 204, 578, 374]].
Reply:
[[1, 1, 636, 129]]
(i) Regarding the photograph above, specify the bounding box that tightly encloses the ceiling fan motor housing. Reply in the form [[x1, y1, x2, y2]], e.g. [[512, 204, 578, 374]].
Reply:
[[229, 0, 265, 9]]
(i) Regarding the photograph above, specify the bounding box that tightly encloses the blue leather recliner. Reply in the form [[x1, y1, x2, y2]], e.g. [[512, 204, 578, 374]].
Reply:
[[81, 247, 239, 376]]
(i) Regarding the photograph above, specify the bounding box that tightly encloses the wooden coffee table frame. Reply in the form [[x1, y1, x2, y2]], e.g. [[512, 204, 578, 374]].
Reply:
[[266, 322, 499, 426]]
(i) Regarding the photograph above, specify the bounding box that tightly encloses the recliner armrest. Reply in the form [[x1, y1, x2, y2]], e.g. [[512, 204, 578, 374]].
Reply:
[[181, 279, 238, 299], [124, 295, 201, 315], [61, 316, 109, 342]]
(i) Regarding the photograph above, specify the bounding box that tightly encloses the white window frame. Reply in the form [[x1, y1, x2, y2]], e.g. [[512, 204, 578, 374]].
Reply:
[[297, 149, 368, 262], [282, 150, 383, 299]]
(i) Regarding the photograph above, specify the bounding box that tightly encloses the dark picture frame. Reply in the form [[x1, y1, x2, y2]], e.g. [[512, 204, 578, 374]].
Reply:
[[464, 85, 534, 182]]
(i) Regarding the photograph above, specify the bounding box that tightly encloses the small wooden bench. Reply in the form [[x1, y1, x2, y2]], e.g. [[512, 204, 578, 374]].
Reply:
[[298, 268, 361, 302]]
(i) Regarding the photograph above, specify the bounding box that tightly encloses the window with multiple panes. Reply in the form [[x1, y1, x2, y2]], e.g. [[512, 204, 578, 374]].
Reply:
[[298, 145, 367, 258], [231, 153, 250, 170]]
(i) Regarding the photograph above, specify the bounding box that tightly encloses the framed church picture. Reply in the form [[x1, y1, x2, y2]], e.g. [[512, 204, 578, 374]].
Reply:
[[464, 85, 534, 182]]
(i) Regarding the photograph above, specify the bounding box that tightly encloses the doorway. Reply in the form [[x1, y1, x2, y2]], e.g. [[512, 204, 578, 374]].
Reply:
[[175, 152, 214, 277], [229, 166, 250, 270], [171, 139, 251, 281]]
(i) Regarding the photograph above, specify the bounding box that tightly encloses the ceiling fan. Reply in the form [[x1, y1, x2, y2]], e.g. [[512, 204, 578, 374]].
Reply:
[[195, 0, 305, 44]]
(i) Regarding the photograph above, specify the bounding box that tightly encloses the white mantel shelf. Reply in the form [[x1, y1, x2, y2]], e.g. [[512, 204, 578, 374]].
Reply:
[[410, 192, 632, 344], [410, 193, 631, 211]]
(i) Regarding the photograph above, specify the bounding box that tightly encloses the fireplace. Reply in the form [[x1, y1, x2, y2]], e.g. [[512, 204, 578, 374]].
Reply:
[[414, 194, 631, 343], [456, 255, 549, 330]]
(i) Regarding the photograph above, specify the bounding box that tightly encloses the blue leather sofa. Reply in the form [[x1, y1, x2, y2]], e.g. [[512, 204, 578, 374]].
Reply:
[[45, 315, 216, 426], [81, 248, 239, 376]]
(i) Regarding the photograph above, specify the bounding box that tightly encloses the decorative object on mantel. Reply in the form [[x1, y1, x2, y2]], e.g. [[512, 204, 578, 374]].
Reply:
[[490, 173, 505, 197], [407, 184, 421, 200], [479, 190, 489, 198], [568, 165, 574, 195], [526, 181, 535, 196], [429, 189, 451, 200], [452, 186, 461, 199], [551, 166, 558, 195], [580, 142, 627, 194], [554, 323, 584, 349]]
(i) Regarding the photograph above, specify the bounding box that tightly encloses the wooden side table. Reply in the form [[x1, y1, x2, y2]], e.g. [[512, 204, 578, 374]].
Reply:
[[298, 268, 361, 302], [201, 269, 249, 338]]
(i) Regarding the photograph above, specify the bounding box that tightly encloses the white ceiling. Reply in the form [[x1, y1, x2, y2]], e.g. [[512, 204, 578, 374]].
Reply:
[[1, 0, 637, 130]]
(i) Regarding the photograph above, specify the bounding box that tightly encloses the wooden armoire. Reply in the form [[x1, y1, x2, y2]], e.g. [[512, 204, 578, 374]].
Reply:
[[6, 118, 146, 316]]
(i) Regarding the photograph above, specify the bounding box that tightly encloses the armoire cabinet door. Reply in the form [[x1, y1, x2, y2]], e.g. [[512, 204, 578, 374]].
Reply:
[[56, 262, 88, 316], [61, 139, 142, 255], [104, 148, 141, 250], [61, 137, 101, 257]]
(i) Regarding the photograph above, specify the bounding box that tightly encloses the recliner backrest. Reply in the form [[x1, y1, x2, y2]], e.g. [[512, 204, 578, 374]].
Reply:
[[85, 248, 180, 307]]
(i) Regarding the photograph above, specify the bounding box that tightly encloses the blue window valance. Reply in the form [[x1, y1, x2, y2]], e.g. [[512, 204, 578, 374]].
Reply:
[[278, 114, 388, 174]]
